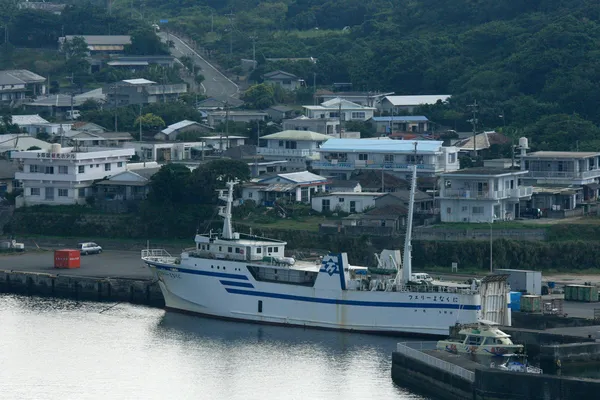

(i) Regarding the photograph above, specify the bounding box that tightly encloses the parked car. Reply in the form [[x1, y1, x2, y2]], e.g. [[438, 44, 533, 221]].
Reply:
[[78, 242, 102, 255], [521, 208, 542, 219]]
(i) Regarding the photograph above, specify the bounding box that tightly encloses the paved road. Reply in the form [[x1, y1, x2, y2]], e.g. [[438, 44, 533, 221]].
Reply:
[[159, 31, 239, 98], [0, 250, 153, 280]]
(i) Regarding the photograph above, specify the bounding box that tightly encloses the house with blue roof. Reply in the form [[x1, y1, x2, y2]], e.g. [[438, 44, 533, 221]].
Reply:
[[313, 138, 459, 180], [370, 115, 430, 134]]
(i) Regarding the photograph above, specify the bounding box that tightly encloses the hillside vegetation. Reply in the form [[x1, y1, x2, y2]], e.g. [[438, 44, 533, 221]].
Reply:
[[114, 0, 600, 150]]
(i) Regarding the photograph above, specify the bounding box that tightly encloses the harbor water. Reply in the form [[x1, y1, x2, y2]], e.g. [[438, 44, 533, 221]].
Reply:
[[0, 294, 426, 400]]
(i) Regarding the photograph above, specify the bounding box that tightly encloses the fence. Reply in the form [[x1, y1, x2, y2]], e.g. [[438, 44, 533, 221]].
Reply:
[[396, 342, 475, 383]]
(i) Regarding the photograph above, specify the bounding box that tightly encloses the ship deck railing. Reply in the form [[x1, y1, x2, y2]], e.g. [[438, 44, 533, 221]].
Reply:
[[141, 249, 179, 264], [396, 342, 475, 383]]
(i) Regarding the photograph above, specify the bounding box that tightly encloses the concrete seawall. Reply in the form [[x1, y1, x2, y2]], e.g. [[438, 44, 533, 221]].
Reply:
[[392, 346, 600, 400], [0, 270, 164, 306]]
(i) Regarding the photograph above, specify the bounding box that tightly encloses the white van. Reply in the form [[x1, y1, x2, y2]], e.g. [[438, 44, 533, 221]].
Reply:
[[78, 242, 102, 255], [411, 273, 433, 283], [66, 110, 81, 120]]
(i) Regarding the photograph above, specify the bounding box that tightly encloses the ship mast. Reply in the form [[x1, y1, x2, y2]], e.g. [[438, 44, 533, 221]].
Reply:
[[218, 181, 236, 239], [401, 143, 418, 284]]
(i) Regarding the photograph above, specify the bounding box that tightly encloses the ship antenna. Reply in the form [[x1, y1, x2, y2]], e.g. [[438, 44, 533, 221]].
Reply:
[[401, 142, 418, 284], [218, 180, 238, 239]]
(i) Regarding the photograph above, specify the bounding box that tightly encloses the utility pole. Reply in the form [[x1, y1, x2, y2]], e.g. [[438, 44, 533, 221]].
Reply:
[[313, 73, 317, 105], [113, 85, 118, 132], [225, 12, 235, 56], [139, 103, 143, 142], [254, 120, 259, 177], [338, 101, 343, 138], [211, 12, 214, 33], [249, 36, 257, 69], [467, 100, 479, 157]]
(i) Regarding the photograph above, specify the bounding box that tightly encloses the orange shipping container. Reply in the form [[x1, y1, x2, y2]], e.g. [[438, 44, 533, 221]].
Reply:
[[54, 249, 81, 269]]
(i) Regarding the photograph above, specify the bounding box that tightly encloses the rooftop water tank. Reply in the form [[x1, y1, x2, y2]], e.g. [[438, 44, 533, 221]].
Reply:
[[51, 143, 61, 154], [518, 137, 529, 149]]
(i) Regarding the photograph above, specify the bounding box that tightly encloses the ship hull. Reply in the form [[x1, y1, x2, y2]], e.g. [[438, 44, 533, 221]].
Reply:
[[147, 259, 484, 337]]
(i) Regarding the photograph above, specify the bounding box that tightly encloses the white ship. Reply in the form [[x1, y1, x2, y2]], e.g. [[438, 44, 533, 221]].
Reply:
[[142, 165, 511, 336]]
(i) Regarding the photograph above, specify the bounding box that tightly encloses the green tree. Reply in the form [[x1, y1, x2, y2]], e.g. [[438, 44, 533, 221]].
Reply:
[[135, 113, 166, 132], [125, 27, 168, 55], [187, 159, 251, 204], [62, 36, 90, 76], [242, 83, 275, 109], [147, 164, 192, 205]]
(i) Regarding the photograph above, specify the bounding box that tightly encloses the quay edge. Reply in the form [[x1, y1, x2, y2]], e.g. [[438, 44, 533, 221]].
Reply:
[[392, 343, 600, 400], [0, 269, 164, 307]]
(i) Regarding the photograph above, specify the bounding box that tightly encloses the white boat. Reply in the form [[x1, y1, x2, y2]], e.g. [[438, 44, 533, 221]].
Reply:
[[141, 165, 512, 336], [436, 322, 523, 355], [490, 354, 543, 374]]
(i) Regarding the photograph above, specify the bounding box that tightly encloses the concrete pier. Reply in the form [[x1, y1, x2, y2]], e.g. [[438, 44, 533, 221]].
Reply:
[[0, 250, 164, 306], [392, 344, 600, 400]]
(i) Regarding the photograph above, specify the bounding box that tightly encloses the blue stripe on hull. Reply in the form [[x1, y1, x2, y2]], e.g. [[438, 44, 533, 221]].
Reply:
[[152, 264, 249, 280], [219, 280, 255, 288], [225, 288, 481, 310]]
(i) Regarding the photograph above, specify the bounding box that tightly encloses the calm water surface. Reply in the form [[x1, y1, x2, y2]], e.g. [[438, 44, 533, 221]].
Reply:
[[0, 295, 428, 400]]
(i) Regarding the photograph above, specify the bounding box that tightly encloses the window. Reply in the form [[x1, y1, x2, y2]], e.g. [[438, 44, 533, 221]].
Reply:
[[350, 201, 356, 213], [104, 163, 111, 171], [448, 153, 457, 163], [338, 197, 345, 203], [384, 154, 394, 163], [228, 247, 232, 253], [45, 187, 54, 200], [58, 166, 68, 174], [273, 247, 278, 252], [358, 153, 368, 161], [472, 206, 484, 214], [117, 162, 123, 167], [44, 166, 54, 174], [78, 188, 85, 197], [256, 247, 262, 254], [29, 165, 42, 173], [267, 247, 273, 253], [322, 199, 330, 212], [248, 192, 253, 198], [30, 188, 40, 196], [446, 207, 452, 214], [462, 206, 468, 212], [258, 300, 263, 313], [78, 165, 85, 173], [351, 111, 366, 119], [278, 140, 284, 147], [58, 189, 68, 197], [96, 164, 99, 168]]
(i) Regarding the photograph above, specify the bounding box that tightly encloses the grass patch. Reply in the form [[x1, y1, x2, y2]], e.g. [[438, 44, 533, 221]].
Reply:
[[428, 221, 545, 230]]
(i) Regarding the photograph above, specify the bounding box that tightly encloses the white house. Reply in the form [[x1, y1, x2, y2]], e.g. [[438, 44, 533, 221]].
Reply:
[[12, 144, 134, 207], [241, 171, 328, 205], [263, 70, 304, 91], [206, 111, 268, 127], [370, 116, 430, 134], [438, 167, 533, 223], [282, 115, 340, 136], [155, 120, 213, 141], [257, 130, 331, 172], [377, 95, 451, 113], [303, 98, 376, 122], [314, 138, 459, 180], [0, 134, 52, 153], [201, 135, 247, 151], [311, 192, 383, 213], [124, 141, 205, 162]]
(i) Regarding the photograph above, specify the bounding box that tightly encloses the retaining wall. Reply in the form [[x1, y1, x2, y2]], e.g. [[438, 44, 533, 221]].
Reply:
[[0, 270, 164, 307]]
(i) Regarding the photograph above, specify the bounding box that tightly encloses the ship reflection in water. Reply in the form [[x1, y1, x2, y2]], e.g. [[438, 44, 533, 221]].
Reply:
[[0, 294, 424, 400]]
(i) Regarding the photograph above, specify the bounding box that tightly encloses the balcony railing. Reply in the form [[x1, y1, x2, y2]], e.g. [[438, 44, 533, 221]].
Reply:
[[525, 170, 600, 179], [313, 161, 436, 171], [442, 186, 533, 200], [257, 148, 315, 157]]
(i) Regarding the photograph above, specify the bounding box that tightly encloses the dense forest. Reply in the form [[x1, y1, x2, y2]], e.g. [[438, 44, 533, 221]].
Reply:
[[2, 0, 600, 150], [111, 0, 600, 150]]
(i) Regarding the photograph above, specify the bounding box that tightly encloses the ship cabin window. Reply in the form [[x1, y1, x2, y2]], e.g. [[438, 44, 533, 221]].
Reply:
[[256, 247, 262, 254], [273, 247, 279, 253], [228, 247, 233, 253], [466, 336, 482, 345]]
